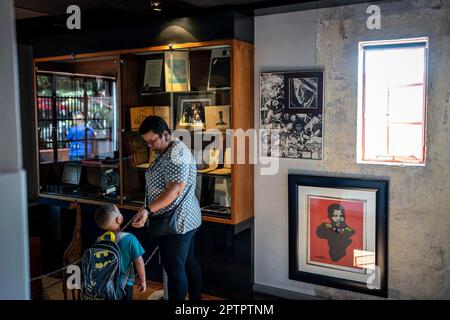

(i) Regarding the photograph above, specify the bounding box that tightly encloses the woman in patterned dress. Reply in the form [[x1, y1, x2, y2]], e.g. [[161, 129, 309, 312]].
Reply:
[[132, 116, 202, 300]]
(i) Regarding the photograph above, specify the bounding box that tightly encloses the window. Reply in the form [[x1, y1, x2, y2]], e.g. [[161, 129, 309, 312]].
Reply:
[[357, 38, 428, 165]]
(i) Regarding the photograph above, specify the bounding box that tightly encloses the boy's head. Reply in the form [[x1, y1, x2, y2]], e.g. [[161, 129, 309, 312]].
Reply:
[[94, 204, 123, 232]]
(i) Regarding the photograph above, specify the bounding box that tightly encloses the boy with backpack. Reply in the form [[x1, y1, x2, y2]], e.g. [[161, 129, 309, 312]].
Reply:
[[82, 204, 146, 300]]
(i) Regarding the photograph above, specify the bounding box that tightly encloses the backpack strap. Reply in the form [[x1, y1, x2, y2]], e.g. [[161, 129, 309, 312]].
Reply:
[[97, 231, 130, 244], [99, 231, 116, 242], [115, 232, 129, 244], [114, 232, 133, 291]]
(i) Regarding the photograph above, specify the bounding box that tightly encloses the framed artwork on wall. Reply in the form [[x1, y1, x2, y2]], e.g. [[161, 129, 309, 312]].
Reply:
[[288, 174, 388, 297], [260, 70, 324, 160]]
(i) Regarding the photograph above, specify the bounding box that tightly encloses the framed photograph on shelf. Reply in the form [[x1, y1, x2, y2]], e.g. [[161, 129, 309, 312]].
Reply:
[[141, 54, 164, 92], [205, 105, 230, 131], [176, 94, 214, 131], [165, 51, 190, 92], [207, 47, 231, 91], [260, 70, 323, 160], [288, 174, 388, 297]]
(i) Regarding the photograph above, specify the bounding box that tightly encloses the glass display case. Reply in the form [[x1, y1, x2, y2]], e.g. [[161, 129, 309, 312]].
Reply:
[[35, 40, 254, 224], [36, 56, 121, 202], [121, 46, 232, 218]]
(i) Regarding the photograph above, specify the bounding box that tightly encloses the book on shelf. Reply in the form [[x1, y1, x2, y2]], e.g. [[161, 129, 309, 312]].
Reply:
[[201, 205, 231, 214], [207, 168, 231, 175], [136, 163, 151, 169], [197, 167, 216, 174]]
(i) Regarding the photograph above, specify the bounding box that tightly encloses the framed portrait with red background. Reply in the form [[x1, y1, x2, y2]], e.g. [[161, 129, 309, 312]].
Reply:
[[288, 174, 388, 297]]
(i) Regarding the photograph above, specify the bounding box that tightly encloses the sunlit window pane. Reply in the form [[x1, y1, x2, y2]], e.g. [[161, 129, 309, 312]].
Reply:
[[388, 48, 425, 86], [389, 85, 424, 123], [364, 116, 387, 159], [389, 124, 423, 159]]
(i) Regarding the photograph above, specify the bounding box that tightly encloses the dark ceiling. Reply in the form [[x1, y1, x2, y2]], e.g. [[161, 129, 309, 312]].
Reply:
[[14, 0, 312, 19], [15, 0, 387, 40]]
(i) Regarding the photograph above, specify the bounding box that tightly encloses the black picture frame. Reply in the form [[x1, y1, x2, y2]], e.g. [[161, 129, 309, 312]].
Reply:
[[285, 70, 323, 114], [207, 47, 231, 91], [175, 93, 215, 131], [288, 174, 388, 297], [259, 71, 324, 160]]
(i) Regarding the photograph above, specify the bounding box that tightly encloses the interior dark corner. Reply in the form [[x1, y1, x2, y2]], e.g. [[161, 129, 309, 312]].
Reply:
[[1, 0, 449, 304]]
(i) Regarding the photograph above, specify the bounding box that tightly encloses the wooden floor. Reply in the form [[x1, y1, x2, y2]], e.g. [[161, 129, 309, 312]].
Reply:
[[40, 277, 222, 300]]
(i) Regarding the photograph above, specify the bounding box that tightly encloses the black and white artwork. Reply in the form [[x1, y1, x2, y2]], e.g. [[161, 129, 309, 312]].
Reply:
[[287, 71, 323, 113], [260, 71, 324, 160]]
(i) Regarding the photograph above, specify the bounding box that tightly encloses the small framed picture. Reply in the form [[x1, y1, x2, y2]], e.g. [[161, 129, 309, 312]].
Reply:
[[177, 98, 210, 131], [288, 174, 388, 297], [207, 47, 231, 91], [287, 71, 323, 114], [176, 94, 214, 131], [141, 54, 164, 92], [165, 51, 190, 92], [205, 105, 230, 131]]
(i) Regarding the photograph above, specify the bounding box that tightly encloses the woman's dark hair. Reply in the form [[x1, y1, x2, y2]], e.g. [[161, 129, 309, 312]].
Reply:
[[327, 203, 345, 220], [139, 115, 171, 136]]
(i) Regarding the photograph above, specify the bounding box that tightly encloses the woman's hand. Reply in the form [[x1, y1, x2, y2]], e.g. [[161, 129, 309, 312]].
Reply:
[[132, 207, 149, 228]]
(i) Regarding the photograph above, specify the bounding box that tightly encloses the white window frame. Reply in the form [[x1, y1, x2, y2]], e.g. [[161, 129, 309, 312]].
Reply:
[[357, 37, 429, 166]]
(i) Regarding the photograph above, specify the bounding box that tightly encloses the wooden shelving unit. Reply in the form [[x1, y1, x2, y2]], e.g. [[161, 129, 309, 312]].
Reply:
[[34, 39, 254, 225]]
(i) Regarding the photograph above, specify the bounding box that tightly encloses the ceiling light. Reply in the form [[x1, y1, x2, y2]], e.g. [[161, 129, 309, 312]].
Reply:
[[150, 1, 162, 11]]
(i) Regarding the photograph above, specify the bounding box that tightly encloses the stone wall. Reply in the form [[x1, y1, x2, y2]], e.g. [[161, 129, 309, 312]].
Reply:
[[254, 0, 450, 299]]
